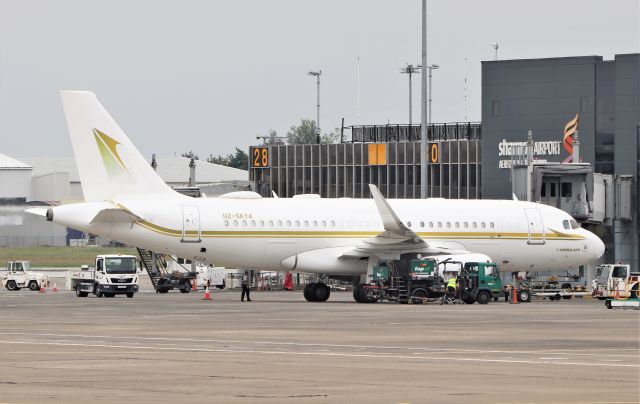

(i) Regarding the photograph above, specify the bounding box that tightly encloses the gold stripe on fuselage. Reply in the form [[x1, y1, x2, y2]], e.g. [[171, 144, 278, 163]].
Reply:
[[134, 220, 585, 241]]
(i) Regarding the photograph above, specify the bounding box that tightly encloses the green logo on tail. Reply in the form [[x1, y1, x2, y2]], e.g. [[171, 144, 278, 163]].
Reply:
[[93, 128, 129, 177]]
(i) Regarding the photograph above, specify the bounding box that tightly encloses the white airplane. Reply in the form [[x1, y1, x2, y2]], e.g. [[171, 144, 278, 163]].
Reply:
[[28, 91, 605, 302]]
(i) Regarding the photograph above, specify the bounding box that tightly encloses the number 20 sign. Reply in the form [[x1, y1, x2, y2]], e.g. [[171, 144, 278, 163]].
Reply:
[[251, 147, 269, 168]]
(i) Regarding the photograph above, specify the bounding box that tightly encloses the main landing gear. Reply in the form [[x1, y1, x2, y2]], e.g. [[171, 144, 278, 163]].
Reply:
[[303, 283, 331, 302]]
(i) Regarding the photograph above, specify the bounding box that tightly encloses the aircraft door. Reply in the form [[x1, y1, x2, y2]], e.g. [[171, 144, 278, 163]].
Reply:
[[181, 205, 201, 243], [524, 208, 545, 245]]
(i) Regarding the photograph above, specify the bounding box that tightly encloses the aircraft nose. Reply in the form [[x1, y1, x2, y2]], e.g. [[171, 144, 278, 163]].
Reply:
[[590, 231, 605, 259]]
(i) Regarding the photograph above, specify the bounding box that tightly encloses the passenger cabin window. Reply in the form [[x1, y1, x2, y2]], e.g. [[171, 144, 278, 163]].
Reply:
[[242, 220, 247, 227], [481, 222, 486, 228], [455, 222, 460, 228], [322, 221, 327, 227], [313, 220, 317, 227], [304, 220, 309, 227], [464, 222, 469, 228], [330, 221, 335, 227], [490, 222, 495, 228], [277, 220, 283, 227], [286, 220, 291, 227], [295, 220, 300, 227], [407, 221, 412, 228], [437, 222, 442, 228], [446, 222, 451, 228], [224, 220, 229, 227], [260, 220, 264, 227], [233, 220, 238, 227], [473, 222, 478, 228], [268, 220, 273, 227], [420, 221, 425, 228], [429, 222, 434, 228]]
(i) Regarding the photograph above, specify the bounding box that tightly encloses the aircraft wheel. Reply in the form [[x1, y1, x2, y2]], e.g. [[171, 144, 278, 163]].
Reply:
[[304, 283, 315, 302], [310, 283, 330, 302], [353, 284, 368, 303]]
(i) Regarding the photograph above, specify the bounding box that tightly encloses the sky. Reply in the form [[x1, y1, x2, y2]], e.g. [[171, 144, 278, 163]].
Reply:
[[0, 0, 638, 159]]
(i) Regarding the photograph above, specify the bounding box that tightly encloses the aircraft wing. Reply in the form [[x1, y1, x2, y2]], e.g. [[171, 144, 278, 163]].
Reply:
[[339, 185, 472, 259]]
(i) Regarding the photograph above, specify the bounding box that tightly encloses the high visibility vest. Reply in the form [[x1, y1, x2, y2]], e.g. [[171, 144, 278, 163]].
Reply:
[[447, 278, 457, 288]]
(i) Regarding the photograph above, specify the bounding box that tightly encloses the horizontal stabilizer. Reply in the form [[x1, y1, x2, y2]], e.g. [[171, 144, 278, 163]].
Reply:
[[89, 208, 142, 224], [25, 208, 47, 217]]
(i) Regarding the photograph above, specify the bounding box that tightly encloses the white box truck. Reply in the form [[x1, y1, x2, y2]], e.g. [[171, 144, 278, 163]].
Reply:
[[69, 255, 139, 298]]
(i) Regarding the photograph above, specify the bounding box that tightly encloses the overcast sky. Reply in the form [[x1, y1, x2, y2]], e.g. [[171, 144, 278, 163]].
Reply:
[[1, 0, 638, 159]]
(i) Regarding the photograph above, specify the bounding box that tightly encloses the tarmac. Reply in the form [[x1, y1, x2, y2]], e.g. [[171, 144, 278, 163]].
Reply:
[[0, 282, 638, 403]]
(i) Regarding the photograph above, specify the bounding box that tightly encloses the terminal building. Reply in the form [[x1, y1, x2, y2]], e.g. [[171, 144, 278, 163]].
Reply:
[[250, 53, 639, 270]]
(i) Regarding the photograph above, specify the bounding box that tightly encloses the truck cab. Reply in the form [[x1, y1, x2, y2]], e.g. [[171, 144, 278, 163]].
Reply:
[[70, 255, 139, 298], [3, 260, 48, 291], [459, 262, 515, 304], [593, 264, 639, 300]]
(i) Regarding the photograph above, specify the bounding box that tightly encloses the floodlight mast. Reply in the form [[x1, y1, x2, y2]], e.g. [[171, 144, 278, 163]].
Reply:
[[308, 71, 322, 142], [420, 0, 428, 198]]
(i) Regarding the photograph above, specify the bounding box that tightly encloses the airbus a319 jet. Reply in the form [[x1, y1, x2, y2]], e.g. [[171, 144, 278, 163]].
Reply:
[[28, 92, 605, 302]]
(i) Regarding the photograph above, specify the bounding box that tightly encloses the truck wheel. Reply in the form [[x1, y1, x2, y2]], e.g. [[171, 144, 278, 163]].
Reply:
[[95, 286, 104, 298], [75, 285, 88, 297], [411, 289, 428, 304], [630, 286, 638, 299], [126, 293, 134, 298], [476, 291, 491, 305], [605, 299, 612, 309], [28, 281, 39, 291], [518, 290, 531, 303], [5, 280, 18, 291]]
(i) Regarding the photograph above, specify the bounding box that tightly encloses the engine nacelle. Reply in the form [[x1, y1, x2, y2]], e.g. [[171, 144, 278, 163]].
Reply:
[[281, 247, 367, 275]]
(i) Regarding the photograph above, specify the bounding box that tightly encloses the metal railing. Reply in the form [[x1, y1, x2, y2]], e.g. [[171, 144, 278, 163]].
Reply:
[[343, 122, 481, 143]]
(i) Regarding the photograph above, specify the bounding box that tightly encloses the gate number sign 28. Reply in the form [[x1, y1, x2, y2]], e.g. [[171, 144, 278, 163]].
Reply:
[[252, 147, 269, 168]]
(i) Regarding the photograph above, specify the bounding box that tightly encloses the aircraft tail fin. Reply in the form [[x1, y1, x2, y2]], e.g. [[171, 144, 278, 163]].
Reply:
[[61, 91, 177, 201]]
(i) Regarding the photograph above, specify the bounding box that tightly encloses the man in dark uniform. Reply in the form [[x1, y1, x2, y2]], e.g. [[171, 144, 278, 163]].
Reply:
[[241, 270, 252, 302]]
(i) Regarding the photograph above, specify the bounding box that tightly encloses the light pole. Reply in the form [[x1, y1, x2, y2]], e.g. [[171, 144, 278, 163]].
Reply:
[[426, 64, 439, 125], [490, 43, 499, 61], [420, 0, 428, 199], [308, 70, 322, 142], [400, 64, 421, 128]]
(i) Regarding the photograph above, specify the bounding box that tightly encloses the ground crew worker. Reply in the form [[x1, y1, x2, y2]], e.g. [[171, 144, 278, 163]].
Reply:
[[241, 270, 252, 302], [447, 276, 457, 295]]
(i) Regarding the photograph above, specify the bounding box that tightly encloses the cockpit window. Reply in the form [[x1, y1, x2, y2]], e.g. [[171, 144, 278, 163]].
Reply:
[[562, 220, 570, 230], [569, 220, 579, 229]]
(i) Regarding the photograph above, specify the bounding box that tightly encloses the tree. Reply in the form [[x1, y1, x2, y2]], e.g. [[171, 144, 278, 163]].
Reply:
[[286, 120, 339, 145], [207, 148, 248, 170], [181, 151, 199, 160], [286, 119, 318, 144]]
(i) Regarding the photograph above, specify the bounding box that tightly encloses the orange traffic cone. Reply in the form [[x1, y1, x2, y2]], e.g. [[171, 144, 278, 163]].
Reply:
[[39, 284, 46, 294], [52, 282, 58, 292], [511, 286, 518, 304], [191, 279, 197, 292], [202, 285, 212, 301]]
